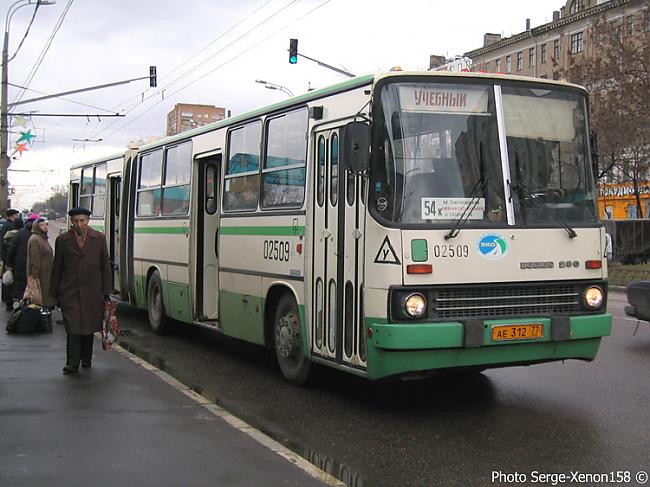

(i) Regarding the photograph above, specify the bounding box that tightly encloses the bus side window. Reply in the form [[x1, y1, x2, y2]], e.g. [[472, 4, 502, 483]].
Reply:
[[206, 164, 217, 215], [80, 168, 93, 212], [224, 121, 261, 212], [137, 149, 163, 216], [261, 108, 307, 209], [162, 142, 192, 215]]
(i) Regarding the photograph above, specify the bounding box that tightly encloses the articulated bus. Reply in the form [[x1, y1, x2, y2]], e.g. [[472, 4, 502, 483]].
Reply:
[[68, 71, 612, 384]]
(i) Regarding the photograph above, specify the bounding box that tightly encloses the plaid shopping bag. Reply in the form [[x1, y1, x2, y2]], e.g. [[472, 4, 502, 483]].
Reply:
[[102, 299, 120, 350]]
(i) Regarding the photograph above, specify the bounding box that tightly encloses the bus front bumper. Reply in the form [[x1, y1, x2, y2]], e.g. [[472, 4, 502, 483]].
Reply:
[[365, 314, 612, 380]]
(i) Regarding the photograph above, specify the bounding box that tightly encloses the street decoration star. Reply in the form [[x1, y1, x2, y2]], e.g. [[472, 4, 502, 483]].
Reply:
[[12, 143, 29, 157], [12, 115, 28, 128], [16, 130, 36, 144]]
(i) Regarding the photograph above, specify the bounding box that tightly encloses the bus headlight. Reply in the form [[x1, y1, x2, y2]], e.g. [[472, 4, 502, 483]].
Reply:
[[404, 293, 427, 318], [584, 286, 604, 309]]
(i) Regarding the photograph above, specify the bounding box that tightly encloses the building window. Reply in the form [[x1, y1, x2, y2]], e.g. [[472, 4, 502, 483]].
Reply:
[[570, 32, 584, 53], [541, 43, 547, 63], [516, 52, 523, 70], [484, 61, 490, 72], [528, 47, 535, 67], [570, 0, 585, 14], [506, 55, 512, 73], [626, 14, 635, 35], [495, 58, 501, 72], [627, 204, 637, 219], [553, 39, 560, 59]]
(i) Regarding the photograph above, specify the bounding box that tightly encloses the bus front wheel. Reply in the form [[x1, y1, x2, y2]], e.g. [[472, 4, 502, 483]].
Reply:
[[147, 271, 169, 334], [274, 295, 311, 385]]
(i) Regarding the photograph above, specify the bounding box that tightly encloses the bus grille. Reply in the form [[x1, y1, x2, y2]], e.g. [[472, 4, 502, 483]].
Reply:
[[432, 284, 581, 320]]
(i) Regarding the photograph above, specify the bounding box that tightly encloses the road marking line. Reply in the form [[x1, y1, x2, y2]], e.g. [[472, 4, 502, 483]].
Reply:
[[111, 343, 345, 487]]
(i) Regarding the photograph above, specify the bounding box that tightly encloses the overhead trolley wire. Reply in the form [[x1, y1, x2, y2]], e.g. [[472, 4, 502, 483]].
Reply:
[[12, 0, 75, 106], [108, 0, 276, 113], [100, 0, 334, 142], [90, 0, 307, 142]]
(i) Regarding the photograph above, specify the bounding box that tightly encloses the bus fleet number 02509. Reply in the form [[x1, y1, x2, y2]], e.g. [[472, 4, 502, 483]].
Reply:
[[263, 239, 291, 262], [432, 244, 470, 258]]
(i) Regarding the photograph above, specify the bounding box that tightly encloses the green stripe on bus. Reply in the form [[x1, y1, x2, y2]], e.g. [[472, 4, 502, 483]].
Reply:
[[134, 227, 187, 234], [220, 226, 304, 236]]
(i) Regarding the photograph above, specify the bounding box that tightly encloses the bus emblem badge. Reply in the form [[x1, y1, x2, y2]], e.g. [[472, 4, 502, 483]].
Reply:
[[374, 236, 401, 265], [478, 234, 508, 260]]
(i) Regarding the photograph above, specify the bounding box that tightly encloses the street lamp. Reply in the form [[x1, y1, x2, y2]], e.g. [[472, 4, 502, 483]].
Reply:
[[254, 79, 293, 98], [1, 0, 56, 214]]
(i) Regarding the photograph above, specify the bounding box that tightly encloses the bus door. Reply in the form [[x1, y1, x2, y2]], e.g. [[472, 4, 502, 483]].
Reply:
[[312, 129, 366, 367], [108, 175, 121, 293], [196, 154, 221, 323]]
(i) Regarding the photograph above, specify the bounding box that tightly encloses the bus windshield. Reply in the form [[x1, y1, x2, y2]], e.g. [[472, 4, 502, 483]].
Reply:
[[371, 80, 598, 226], [503, 85, 598, 224]]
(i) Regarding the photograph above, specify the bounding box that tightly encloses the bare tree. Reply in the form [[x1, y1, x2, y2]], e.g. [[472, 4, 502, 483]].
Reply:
[[558, 0, 650, 217]]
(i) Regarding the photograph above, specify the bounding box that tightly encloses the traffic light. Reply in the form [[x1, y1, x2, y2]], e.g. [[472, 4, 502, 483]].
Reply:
[[289, 39, 298, 64], [149, 66, 157, 88]]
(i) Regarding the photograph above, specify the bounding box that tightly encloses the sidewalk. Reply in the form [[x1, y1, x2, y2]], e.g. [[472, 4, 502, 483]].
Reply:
[[0, 310, 336, 487]]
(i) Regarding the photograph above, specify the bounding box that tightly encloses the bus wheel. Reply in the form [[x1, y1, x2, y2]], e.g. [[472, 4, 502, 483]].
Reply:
[[147, 271, 169, 334], [274, 295, 311, 385]]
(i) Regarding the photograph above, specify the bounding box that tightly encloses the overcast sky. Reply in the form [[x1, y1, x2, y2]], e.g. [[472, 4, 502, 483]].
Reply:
[[2, 0, 563, 209]]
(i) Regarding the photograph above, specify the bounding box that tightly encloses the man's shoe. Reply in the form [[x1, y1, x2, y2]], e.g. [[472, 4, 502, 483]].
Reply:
[[62, 366, 79, 375], [81, 362, 91, 368]]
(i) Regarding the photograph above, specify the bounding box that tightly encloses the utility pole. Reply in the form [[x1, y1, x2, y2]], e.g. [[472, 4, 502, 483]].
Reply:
[[1, 23, 10, 213], [1, 0, 56, 214]]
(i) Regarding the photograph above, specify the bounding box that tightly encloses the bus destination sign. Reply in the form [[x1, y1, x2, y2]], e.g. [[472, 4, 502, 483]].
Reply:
[[399, 86, 488, 114]]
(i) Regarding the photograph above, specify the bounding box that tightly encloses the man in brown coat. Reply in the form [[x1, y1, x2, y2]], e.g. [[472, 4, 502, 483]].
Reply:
[[50, 207, 112, 374]]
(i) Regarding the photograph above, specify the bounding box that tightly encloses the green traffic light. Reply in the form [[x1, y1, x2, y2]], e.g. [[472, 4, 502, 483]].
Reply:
[[289, 38, 298, 64]]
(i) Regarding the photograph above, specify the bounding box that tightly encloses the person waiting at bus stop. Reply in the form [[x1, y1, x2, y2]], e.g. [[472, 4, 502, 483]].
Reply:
[[6, 213, 39, 303], [26, 217, 56, 329], [50, 207, 112, 375], [1, 208, 24, 311]]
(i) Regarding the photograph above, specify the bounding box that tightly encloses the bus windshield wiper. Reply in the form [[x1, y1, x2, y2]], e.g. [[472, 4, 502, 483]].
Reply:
[[512, 151, 576, 238], [515, 184, 577, 238], [445, 142, 487, 240]]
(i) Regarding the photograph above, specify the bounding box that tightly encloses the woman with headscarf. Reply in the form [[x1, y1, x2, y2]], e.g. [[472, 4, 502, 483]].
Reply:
[[26, 218, 55, 326]]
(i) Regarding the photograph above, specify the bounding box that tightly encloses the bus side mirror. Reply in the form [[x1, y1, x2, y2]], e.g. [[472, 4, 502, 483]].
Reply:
[[590, 130, 599, 180], [342, 121, 370, 173]]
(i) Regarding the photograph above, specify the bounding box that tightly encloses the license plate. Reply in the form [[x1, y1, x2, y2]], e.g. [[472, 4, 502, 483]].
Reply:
[[491, 323, 543, 341]]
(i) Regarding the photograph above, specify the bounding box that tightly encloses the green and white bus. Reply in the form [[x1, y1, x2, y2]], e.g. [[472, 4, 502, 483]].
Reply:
[[69, 71, 612, 384]]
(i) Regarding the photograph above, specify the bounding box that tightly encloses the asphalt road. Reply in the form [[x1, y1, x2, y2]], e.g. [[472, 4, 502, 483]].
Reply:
[[107, 291, 649, 487]]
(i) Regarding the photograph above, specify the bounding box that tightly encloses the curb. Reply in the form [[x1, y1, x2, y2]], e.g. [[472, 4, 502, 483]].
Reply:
[[110, 339, 345, 487]]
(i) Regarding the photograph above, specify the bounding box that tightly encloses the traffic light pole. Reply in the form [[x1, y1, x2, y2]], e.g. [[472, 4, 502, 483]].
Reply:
[[8, 73, 156, 108], [289, 38, 354, 78], [296, 52, 355, 78], [0, 67, 156, 213]]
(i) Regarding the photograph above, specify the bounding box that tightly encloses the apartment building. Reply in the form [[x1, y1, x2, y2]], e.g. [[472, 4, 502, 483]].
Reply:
[[465, 0, 648, 79], [166, 103, 226, 136]]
